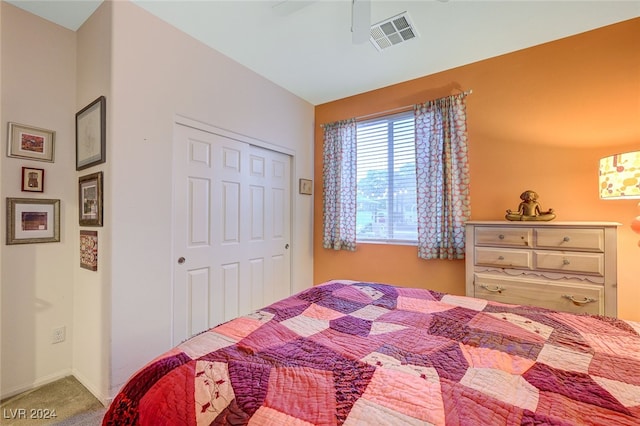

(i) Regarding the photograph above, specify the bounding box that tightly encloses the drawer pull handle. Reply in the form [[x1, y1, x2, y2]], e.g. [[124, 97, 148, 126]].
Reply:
[[562, 259, 571, 265], [562, 295, 596, 306], [498, 234, 505, 240], [480, 284, 504, 293], [563, 236, 571, 242], [498, 256, 505, 260]]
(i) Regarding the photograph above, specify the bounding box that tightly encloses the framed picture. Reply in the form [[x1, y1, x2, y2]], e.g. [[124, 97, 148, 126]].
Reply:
[[6, 198, 60, 244], [76, 96, 106, 170], [80, 230, 98, 271], [21, 167, 44, 192], [299, 178, 313, 195], [7, 122, 55, 162], [79, 171, 103, 226]]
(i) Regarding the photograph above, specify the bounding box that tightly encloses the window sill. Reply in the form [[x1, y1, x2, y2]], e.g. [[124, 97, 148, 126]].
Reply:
[[356, 239, 417, 247]]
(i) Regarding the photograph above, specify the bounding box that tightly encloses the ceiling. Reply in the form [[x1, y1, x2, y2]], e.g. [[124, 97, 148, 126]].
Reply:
[[7, 0, 640, 105]]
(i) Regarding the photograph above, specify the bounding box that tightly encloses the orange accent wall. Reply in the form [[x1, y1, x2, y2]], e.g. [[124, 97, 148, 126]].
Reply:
[[313, 18, 640, 320]]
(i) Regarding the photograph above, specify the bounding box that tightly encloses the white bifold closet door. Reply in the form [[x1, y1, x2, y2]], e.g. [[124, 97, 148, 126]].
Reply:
[[172, 123, 291, 344]]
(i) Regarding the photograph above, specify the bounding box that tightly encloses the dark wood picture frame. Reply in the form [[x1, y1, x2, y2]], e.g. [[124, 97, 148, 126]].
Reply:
[[21, 167, 44, 192], [79, 171, 103, 226], [76, 96, 106, 170]]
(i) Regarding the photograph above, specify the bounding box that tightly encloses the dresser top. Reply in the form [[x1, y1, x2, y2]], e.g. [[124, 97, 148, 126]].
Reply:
[[466, 221, 621, 227]]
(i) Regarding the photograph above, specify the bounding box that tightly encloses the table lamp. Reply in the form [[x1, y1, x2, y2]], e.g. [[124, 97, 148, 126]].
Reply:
[[599, 150, 640, 245]]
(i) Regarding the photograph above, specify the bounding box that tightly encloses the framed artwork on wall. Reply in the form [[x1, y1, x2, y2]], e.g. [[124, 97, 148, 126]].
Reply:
[[21, 167, 44, 192], [299, 178, 313, 195], [79, 171, 103, 226], [80, 230, 98, 271], [7, 122, 55, 162], [76, 95, 106, 170], [6, 198, 60, 244]]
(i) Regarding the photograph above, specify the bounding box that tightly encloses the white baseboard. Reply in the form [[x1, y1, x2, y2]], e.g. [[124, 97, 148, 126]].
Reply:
[[0, 369, 72, 401], [71, 368, 111, 407]]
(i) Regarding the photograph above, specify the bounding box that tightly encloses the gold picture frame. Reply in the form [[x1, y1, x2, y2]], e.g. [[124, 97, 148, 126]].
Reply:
[[7, 122, 55, 162], [6, 198, 60, 244], [79, 171, 103, 226]]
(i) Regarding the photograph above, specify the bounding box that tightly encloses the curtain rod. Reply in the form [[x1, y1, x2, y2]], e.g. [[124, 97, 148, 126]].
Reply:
[[321, 89, 473, 126]]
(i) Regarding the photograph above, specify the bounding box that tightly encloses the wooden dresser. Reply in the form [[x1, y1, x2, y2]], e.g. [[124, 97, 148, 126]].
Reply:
[[465, 221, 619, 317]]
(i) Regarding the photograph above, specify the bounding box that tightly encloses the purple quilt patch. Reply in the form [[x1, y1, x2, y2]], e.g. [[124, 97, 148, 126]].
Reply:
[[330, 316, 372, 336], [523, 363, 630, 415], [227, 360, 271, 416]]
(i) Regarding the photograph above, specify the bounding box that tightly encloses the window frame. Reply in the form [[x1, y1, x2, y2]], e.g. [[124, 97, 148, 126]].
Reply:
[[355, 111, 418, 245]]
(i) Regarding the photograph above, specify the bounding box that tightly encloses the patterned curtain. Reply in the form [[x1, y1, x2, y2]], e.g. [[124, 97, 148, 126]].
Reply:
[[414, 93, 471, 260], [322, 119, 357, 251]]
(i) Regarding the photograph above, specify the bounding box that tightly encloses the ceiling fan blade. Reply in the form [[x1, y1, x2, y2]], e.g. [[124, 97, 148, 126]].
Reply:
[[351, 0, 371, 44]]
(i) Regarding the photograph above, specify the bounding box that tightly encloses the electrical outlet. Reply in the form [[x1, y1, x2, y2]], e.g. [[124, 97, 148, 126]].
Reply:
[[52, 326, 65, 344]]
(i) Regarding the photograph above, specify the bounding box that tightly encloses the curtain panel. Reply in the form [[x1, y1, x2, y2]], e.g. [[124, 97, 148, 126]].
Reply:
[[414, 93, 471, 260], [322, 119, 357, 251]]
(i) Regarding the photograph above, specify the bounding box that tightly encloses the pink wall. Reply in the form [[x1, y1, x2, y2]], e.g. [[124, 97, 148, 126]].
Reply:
[[1, 2, 77, 398], [2, 0, 315, 401], [314, 18, 640, 320], [74, 0, 112, 402], [107, 1, 314, 397]]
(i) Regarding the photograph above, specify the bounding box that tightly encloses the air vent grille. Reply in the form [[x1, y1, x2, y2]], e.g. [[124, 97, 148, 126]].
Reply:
[[370, 12, 418, 51]]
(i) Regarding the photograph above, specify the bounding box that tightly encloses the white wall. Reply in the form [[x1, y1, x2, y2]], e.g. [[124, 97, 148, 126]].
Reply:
[[108, 1, 314, 397], [0, 2, 77, 398], [72, 1, 112, 403], [0, 0, 314, 402]]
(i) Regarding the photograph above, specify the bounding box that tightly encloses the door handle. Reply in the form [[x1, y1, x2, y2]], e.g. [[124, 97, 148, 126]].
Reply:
[[177, 257, 186, 264]]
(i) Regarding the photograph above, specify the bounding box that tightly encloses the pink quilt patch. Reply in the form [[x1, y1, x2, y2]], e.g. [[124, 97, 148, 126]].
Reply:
[[215, 316, 265, 341], [264, 367, 336, 425], [361, 367, 445, 424]]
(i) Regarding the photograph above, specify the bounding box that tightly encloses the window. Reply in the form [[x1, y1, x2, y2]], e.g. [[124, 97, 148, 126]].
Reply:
[[356, 112, 417, 243]]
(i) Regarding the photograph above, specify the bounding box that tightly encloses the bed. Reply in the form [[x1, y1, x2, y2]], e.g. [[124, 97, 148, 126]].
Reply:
[[103, 279, 640, 425]]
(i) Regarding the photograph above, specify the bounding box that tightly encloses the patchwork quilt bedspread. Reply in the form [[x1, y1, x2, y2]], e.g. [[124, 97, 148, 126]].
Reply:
[[103, 280, 640, 425]]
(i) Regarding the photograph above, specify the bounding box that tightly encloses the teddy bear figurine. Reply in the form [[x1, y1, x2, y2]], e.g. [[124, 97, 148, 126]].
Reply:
[[506, 190, 556, 221]]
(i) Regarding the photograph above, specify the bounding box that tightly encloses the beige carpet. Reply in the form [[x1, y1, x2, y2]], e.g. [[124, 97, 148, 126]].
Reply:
[[0, 376, 106, 426]]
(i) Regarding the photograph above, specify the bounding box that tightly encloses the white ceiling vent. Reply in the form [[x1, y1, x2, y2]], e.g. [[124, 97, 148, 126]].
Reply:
[[370, 12, 418, 51]]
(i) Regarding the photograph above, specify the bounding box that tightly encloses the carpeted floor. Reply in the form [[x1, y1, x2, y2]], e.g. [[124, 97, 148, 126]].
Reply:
[[0, 376, 106, 425]]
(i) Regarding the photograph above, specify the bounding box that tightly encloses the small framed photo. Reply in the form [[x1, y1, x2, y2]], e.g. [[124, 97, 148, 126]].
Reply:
[[299, 178, 313, 195], [21, 167, 45, 192], [79, 171, 103, 226], [6, 198, 60, 245], [80, 230, 98, 271], [76, 96, 106, 170], [7, 122, 55, 162]]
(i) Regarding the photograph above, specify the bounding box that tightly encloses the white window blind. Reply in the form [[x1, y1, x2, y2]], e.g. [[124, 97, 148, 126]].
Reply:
[[356, 112, 417, 242]]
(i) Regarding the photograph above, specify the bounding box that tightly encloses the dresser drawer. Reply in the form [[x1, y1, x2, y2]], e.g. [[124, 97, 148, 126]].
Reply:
[[535, 228, 604, 252], [475, 247, 532, 269], [473, 274, 603, 315], [534, 251, 604, 276], [475, 227, 533, 247]]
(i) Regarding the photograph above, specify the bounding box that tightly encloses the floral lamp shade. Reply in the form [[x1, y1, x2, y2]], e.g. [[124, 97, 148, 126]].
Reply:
[[599, 151, 640, 245], [599, 151, 640, 199]]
